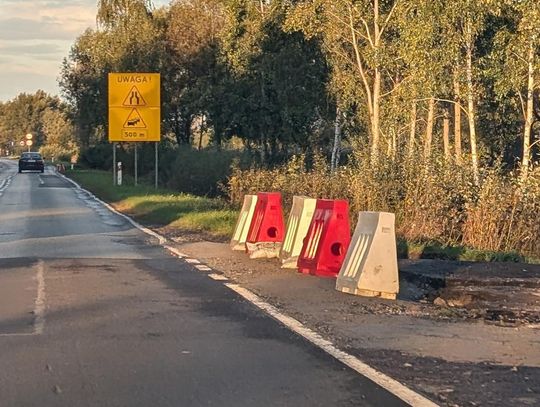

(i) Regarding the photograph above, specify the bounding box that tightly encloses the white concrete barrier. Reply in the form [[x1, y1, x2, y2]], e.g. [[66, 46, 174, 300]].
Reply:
[[230, 194, 258, 251], [336, 212, 399, 300], [279, 196, 317, 268]]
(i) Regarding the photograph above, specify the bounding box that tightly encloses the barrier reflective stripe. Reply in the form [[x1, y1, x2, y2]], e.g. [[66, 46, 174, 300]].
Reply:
[[246, 192, 285, 244], [230, 195, 258, 251], [297, 199, 351, 278], [279, 196, 316, 268], [336, 212, 399, 300]]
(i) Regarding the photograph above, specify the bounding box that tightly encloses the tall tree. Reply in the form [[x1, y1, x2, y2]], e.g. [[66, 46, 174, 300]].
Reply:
[[491, 1, 540, 180], [223, 0, 329, 156], [286, 0, 407, 161], [0, 91, 60, 149]]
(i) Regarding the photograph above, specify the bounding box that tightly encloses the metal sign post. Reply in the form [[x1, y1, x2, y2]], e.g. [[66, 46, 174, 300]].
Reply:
[[134, 144, 138, 186], [113, 143, 117, 186], [155, 142, 158, 189]]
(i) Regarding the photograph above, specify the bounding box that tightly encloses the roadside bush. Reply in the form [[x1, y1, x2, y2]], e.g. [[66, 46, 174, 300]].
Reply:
[[462, 167, 540, 257], [162, 146, 256, 197], [227, 149, 540, 258], [39, 144, 78, 163], [80, 144, 113, 169]]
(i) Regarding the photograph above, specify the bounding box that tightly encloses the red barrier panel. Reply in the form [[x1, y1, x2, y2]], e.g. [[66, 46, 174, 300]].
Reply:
[[246, 192, 285, 245], [297, 199, 351, 278]]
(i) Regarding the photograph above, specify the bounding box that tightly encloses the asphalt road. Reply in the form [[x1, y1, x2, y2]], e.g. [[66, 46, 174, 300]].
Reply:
[[0, 159, 408, 407]]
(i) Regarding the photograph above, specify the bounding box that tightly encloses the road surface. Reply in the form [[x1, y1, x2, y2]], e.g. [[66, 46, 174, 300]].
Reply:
[[0, 159, 408, 407]]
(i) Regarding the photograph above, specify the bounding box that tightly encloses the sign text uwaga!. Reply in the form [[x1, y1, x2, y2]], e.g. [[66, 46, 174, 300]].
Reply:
[[108, 73, 161, 142]]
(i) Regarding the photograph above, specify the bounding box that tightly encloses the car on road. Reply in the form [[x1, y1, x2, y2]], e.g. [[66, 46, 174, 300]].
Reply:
[[19, 152, 44, 173]]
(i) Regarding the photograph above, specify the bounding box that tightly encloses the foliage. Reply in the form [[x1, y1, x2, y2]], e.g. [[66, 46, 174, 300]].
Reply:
[[228, 150, 540, 258], [160, 146, 256, 196], [0, 91, 62, 150], [46, 0, 540, 259]]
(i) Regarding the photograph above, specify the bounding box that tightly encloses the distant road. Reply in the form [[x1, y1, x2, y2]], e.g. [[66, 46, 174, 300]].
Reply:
[[0, 159, 406, 407]]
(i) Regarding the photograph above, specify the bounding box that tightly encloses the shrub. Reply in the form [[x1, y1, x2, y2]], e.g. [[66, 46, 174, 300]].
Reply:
[[162, 146, 256, 197], [227, 149, 540, 258], [80, 144, 114, 169]]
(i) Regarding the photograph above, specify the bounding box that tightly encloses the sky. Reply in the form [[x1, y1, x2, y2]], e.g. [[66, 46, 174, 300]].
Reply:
[[0, 0, 169, 103]]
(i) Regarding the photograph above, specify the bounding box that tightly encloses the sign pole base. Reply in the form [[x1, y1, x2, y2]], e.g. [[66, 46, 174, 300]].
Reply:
[[113, 143, 117, 186], [155, 142, 158, 189]]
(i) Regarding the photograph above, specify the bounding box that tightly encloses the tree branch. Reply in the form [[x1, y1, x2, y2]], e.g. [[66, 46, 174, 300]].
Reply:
[[377, 0, 401, 42]]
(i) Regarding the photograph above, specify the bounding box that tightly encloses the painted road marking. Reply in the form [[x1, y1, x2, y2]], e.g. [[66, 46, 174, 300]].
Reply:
[[163, 245, 187, 258], [208, 274, 229, 281], [57, 171, 438, 407], [224, 283, 438, 407], [195, 265, 212, 272], [0, 176, 13, 194], [185, 258, 201, 264], [34, 261, 46, 335], [0, 260, 46, 337]]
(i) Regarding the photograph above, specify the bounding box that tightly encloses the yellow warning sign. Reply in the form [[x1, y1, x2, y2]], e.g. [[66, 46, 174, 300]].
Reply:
[[123, 108, 147, 128], [109, 107, 160, 142], [108, 73, 160, 142], [123, 86, 147, 107]]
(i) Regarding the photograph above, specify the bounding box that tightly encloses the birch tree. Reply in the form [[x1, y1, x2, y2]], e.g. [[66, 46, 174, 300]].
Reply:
[[492, 1, 540, 180], [286, 0, 407, 161]]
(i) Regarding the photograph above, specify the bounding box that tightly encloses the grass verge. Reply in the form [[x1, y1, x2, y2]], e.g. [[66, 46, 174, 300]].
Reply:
[[67, 169, 537, 263], [66, 169, 237, 240]]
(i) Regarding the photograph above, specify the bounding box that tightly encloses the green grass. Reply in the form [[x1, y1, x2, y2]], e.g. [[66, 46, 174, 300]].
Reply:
[[67, 169, 237, 239], [67, 169, 537, 263], [397, 237, 537, 263]]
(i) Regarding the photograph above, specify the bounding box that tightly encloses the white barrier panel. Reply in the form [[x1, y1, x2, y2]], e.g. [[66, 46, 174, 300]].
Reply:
[[230, 194, 258, 251], [279, 196, 317, 268], [336, 212, 399, 300]]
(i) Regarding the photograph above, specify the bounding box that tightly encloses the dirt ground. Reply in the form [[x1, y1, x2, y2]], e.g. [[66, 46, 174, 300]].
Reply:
[[166, 237, 540, 407]]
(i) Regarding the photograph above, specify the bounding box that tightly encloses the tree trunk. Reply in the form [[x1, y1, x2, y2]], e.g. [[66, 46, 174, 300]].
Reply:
[[424, 97, 435, 159], [453, 75, 462, 164], [408, 101, 417, 158], [184, 116, 192, 145], [466, 19, 479, 184], [331, 106, 342, 173], [371, 0, 381, 161], [521, 40, 535, 181], [371, 72, 381, 160], [443, 110, 450, 160]]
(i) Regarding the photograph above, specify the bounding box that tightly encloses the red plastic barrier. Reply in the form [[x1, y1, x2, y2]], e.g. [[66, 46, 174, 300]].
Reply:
[[297, 199, 351, 278], [246, 192, 285, 244]]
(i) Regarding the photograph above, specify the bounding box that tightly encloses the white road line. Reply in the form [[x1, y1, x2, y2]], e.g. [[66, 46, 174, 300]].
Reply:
[[56, 171, 438, 406], [38, 176, 45, 185], [185, 258, 201, 264], [34, 261, 46, 335], [0, 261, 46, 338], [163, 245, 187, 258], [208, 273, 229, 281], [224, 283, 438, 407], [195, 265, 212, 271], [58, 173, 167, 245]]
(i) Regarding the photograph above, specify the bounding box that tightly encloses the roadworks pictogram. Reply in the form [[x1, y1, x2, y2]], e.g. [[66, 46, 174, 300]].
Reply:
[[123, 108, 147, 128]]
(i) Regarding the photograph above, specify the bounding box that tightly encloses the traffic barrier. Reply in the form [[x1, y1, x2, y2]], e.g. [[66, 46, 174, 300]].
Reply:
[[230, 194, 258, 251], [336, 212, 399, 300], [297, 199, 351, 277], [245, 192, 285, 259], [279, 196, 317, 268]]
